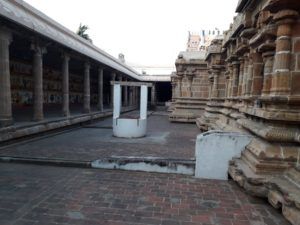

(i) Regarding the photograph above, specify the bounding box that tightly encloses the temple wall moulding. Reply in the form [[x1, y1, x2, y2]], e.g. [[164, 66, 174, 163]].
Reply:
[[184, 0, 300, 224]]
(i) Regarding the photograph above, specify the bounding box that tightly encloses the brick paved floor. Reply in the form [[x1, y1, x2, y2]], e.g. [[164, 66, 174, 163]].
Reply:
[[0, 163, 289, 225], [0, 113, 198, 161]]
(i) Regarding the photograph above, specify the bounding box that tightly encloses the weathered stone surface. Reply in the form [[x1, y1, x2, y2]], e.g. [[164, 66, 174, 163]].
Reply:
[[170, 52, 209, 123], [0, 106, 136, 143], [0, 163, 290, 225], [172, 0, 300, 224]]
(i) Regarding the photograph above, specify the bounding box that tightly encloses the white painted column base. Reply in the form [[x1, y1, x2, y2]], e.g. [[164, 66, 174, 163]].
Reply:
[[195, 131, 252, 180]]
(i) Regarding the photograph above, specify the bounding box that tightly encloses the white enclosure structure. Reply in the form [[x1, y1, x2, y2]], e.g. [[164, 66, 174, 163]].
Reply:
[[195, 131, 252, 180], [112, 81, 152, 138]]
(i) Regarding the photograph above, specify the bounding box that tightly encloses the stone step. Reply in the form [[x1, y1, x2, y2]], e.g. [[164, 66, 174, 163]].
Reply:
[[241, 149, 293, 174], [229, 157, 300, 225], [92, 156, 195, 175]]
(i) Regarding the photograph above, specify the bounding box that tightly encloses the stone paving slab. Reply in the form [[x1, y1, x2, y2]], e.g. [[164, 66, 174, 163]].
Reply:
[[0, 163, 289, 225], [0, 113, 198, 161]]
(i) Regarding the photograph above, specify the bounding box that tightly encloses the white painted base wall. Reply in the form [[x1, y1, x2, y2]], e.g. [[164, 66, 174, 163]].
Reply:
[[113, 118, 147, 138], [195, 131, 252, 180]]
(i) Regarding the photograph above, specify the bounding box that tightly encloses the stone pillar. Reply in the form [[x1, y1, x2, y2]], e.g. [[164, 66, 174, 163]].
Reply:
[[110, 72, 116, 108], [186, 75, 193, 98], [177, 75, 183, 98], [172, 83, 176, 100], [31, 43, 46, 121], [270, 10, 298, 95], [62, 54, 70, 117], [208, 76, 214, 99], [242, 55, 249, 96], [98, 68, 104, 111], [232, 62, 240, 97], [0, 28, 13, 127], [124, 78, 128, 107], [245, 56, 253, 96], [225, 74, 230, 98], [237, 59, 244, 97], [250, 52, 264, 96], [211, 70, 219, 98], [83, 62, 90, 113], [151, 83, 156, 107], [262, 51, 275, 96], [227, 64, 233, 98]]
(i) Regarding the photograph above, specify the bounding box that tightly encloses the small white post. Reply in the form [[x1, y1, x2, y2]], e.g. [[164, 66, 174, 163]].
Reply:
[[113, 84, 121, 119], [140, 85, 148, 119]]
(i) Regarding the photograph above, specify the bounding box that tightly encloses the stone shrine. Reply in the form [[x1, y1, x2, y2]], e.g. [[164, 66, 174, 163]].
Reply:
[[171, 0, 300, 224], [169, 51, 209, 123]]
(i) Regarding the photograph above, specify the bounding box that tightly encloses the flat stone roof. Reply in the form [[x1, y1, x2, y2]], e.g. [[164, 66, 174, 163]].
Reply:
[[140, 74, 171, 82], [0, 0, 142, 80], [178, 51, 206, 61]]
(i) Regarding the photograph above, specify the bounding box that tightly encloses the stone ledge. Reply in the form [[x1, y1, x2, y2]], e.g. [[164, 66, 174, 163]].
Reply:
[[169, 114, 196, 123], [229, 158, 300, 225], [0, 107, 136, 143], [238, 118, 300, 143]]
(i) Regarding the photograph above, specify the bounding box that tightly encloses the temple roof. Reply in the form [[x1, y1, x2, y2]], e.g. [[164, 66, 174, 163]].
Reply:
[[178, 51, 206, 61], [0, 0, 142, 80], [140, 74, 171, 82]]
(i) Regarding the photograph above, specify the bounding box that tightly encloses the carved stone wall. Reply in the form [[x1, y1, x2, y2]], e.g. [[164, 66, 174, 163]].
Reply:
[[179, 0, 300, 224], [169, 52, 209, 123]]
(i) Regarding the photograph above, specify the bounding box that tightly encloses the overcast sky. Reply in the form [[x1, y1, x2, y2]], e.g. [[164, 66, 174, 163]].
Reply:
[[24, 0, 238, 74]]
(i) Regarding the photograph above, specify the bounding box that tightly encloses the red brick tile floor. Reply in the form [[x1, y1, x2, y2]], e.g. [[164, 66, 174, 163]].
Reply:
[[0, 163, 290, 225]]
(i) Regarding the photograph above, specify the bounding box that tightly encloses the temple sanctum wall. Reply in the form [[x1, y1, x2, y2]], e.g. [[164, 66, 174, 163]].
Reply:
[[170, 0, 300, 224], [169, 52, 209, 122]]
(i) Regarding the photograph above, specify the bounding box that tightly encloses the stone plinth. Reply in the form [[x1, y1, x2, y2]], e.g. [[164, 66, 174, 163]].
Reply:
[[169, 98, 207, 123], [189, 0, 300, 224]]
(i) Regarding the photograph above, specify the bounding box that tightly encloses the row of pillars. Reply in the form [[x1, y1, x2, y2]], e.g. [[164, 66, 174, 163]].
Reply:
[[0, 27, 138, 127], [209, 9, 299, 100]]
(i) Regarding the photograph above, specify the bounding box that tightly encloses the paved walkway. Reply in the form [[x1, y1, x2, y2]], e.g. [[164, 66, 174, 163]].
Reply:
[[0, 163, 289, 225], [0, 113, 198, 161]]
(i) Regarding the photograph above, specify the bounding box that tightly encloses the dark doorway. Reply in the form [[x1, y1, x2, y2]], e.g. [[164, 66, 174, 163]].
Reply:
[[156, 82, 172, 104]]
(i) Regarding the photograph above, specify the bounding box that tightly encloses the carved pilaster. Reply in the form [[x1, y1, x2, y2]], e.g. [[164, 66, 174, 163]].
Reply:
[[31, 41, 47, 121], [270, 10, 299, 95]]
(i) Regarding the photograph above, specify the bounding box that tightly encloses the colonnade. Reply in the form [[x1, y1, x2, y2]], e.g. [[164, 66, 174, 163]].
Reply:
[[0, 27, 139, 127]]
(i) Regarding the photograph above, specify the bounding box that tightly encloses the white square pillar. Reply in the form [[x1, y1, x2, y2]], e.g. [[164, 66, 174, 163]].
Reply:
[[140, 85, 148, 119], [113, 84, 121, 119]]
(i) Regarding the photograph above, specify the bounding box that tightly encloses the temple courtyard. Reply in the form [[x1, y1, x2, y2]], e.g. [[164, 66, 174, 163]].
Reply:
[[0, 110, 291, 225], [1, 0, 300, 224], [0, 111, 197, 161]]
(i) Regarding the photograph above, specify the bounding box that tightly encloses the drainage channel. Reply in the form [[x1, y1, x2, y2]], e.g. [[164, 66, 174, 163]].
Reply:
[[0, 156, 195, 175]]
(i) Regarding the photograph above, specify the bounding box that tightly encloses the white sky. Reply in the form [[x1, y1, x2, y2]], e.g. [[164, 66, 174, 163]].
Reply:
[[24, 0, 238, 74]]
